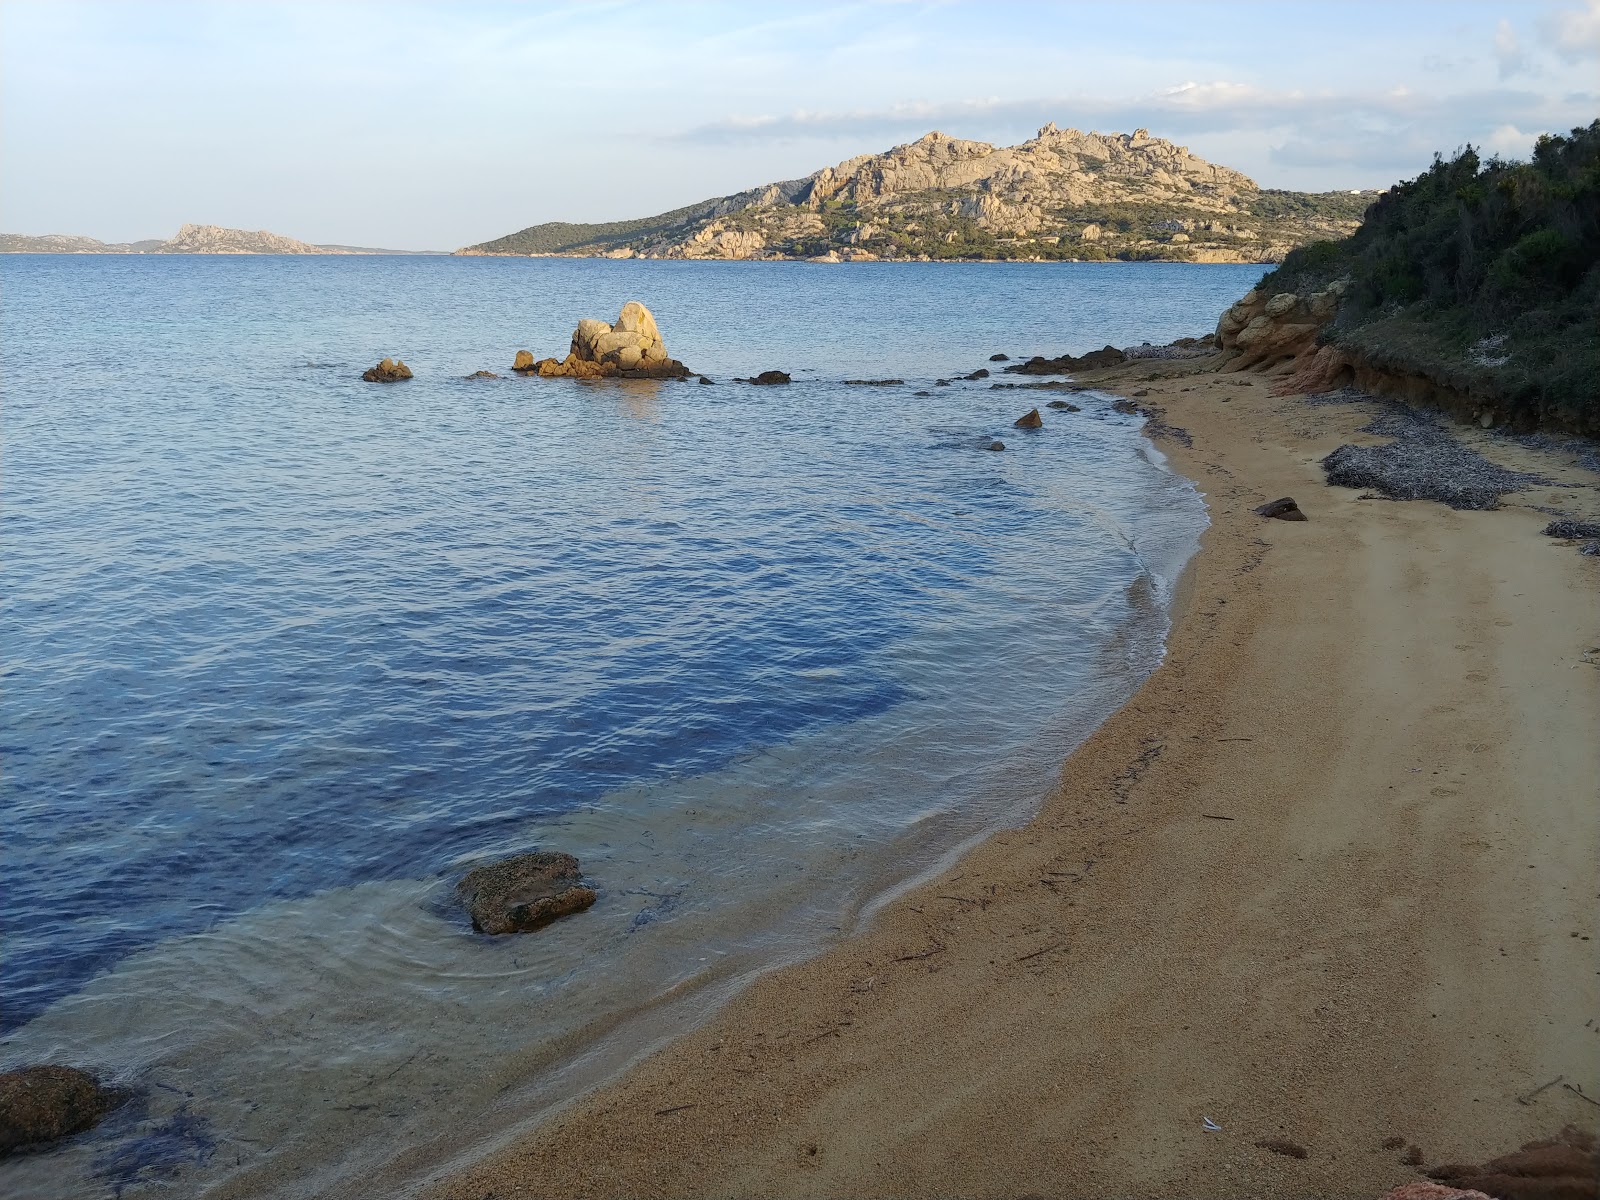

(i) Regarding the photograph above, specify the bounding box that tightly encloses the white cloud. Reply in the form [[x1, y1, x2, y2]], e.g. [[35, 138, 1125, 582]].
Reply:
[[1541, 0, 1600, 61], [1482, 123, 1539, 157], [1494, 19, 1527, 78]]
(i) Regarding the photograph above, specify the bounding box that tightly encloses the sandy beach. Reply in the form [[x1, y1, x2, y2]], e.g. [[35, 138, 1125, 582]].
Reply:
[[428, 361, 1599, 1200]]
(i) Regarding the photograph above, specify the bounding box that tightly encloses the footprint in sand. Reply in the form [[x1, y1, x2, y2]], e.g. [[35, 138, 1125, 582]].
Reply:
[[1432, 704, 1457, 713], [1466, 672, 1488, 682], [1431, 786, 1460, 797], [1494, 619, 1513, 627]]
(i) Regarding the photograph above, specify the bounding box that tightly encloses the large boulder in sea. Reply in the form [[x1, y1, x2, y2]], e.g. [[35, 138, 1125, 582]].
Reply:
[[456, 851, 597, 935], [362, 358, 413, 382], [0, 1066, 124, 1156], [530, 301, 692, 380]]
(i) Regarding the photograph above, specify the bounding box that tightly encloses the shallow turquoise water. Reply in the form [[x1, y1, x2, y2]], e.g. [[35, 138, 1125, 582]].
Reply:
[[0, 256, 1247, 1197]]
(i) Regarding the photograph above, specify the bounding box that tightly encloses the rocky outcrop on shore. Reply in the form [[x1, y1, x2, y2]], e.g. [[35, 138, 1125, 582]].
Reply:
[[1215, 284, 1346, 374], [456, 851, 597, 935], [0, 1066, 124, 1155], [519, 302, 692, 379], [1004, 346, 1128, 375]]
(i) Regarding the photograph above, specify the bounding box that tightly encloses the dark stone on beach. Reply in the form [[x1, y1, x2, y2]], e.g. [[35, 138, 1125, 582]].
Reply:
[[964, 369, 990, 380], [1581, 540, 1600, 556], [456, 851, 597, 936], [985, 440, 1006, 451], [1543, 517, 1600, 540], [1255, 1139, 1309, 1160], [362, 358, 413, 383], [748, 370, 791, 385], [1003, 345, 1127, 376], [0, 1066, 124, 1156], [989, 353, 1010, 361], [465, 370, 499, 380], [1111, 398, 1141, 415], [1132, 389, 1151, 397], [698, 376, 713, 385], [512, 350, 537, 373], [1014, 409, 1043, 429], [1255, 497, 1307, 521], [1046, 400, 1081, 411], [844, 379, 904, 386]]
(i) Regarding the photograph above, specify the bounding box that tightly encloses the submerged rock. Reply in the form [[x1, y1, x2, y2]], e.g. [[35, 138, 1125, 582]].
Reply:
[[1255, 497, 1308, 521], [0, 1066, 124, 1156], [747, 370, 791, 385], [985, 440, 1006, 451], [843, 379, 904, 386], [464, 370, 500, 380], [1014, 408, 1043, 429], [1004, 345, 1126, 375], [989, 353, 1010, 361], [362, 358, 413, 382], [456, 851, 597, 936], [1045, 400, 1081, 411]]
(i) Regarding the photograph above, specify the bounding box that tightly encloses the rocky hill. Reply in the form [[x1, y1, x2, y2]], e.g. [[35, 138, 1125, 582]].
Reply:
[[1, 225, 434, 254], [459, 126, 1374, 263]]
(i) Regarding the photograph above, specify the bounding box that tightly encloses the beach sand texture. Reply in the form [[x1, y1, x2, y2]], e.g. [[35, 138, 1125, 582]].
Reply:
[[429, 365, 1599, 1200]]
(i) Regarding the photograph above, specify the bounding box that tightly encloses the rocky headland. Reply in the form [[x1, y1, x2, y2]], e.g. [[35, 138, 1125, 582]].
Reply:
[[457, 125, 1372, 263]]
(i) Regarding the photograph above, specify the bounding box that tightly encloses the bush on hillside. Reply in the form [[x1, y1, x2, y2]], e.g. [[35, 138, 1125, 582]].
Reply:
[[1258, 120, 1599, 434]]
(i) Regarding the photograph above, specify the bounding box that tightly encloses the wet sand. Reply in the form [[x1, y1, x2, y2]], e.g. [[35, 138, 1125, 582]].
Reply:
[[426, 362, 1599, 1199]]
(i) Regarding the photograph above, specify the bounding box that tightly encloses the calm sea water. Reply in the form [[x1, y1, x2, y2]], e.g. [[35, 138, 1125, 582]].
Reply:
[[1, 256, 1251, 1197]]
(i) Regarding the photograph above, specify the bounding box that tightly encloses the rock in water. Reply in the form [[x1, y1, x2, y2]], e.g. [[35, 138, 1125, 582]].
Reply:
[[512, 350, 536, 373], [1254, 497, 1308, 521], [989, 353, 1010, 361], [985, 440, 1006, 451], [465, 370, 499, 380], [749, 370, 791, 385], [456, 851, 597, 935], [533, 302, 692, 380], [362, 358, 413, 382], [1014, 408, 1043, 428], [0, 1066, 123, 1156]]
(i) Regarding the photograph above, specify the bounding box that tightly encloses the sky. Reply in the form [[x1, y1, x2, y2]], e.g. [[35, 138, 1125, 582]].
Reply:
[[2, 1, 1597, 250]]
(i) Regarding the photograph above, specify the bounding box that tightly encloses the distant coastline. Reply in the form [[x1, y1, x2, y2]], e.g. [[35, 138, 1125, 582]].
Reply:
[[0, 225, 443, 255]]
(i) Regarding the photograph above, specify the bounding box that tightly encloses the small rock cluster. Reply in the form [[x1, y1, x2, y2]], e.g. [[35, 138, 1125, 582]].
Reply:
[[516, 301, 691, 380], [1003, 345, 1127, 375], [362, 358, 413, 382]]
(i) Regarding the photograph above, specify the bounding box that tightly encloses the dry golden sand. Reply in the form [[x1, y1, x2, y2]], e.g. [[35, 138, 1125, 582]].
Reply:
[[429, 365, 1599, 1200]]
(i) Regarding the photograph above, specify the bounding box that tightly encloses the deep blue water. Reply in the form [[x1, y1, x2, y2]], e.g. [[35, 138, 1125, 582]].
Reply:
[[1, 256, 1249, 1199]]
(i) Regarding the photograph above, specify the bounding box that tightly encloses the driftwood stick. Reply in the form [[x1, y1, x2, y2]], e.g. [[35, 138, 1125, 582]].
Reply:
[[1516, 1075, 1564, 1105], [894, 943, 946, 962], [1015, 942, 1062, 963], [1562, 1082, 1600, 1108], [654, 1103, 696, 1117], [1201, 814, 1236, 821]]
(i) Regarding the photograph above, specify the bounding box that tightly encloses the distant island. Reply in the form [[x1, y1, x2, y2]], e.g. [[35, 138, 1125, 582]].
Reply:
[[457, 125, 1377, 263], [0, 224, 440, 255]]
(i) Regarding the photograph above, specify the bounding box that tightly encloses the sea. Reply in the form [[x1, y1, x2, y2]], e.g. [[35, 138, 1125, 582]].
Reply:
[[0, 256, 1256, 1197]]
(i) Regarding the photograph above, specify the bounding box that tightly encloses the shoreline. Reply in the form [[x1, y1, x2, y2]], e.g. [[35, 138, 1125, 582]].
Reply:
[[423, 360, 1599, 1199]]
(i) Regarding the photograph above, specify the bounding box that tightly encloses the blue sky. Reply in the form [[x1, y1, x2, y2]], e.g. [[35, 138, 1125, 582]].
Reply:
[[2, 1, 1596, 249]]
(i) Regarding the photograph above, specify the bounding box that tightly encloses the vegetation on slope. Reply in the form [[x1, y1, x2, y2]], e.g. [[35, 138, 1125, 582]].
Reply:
[[1260, 120, 1600, 434]]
